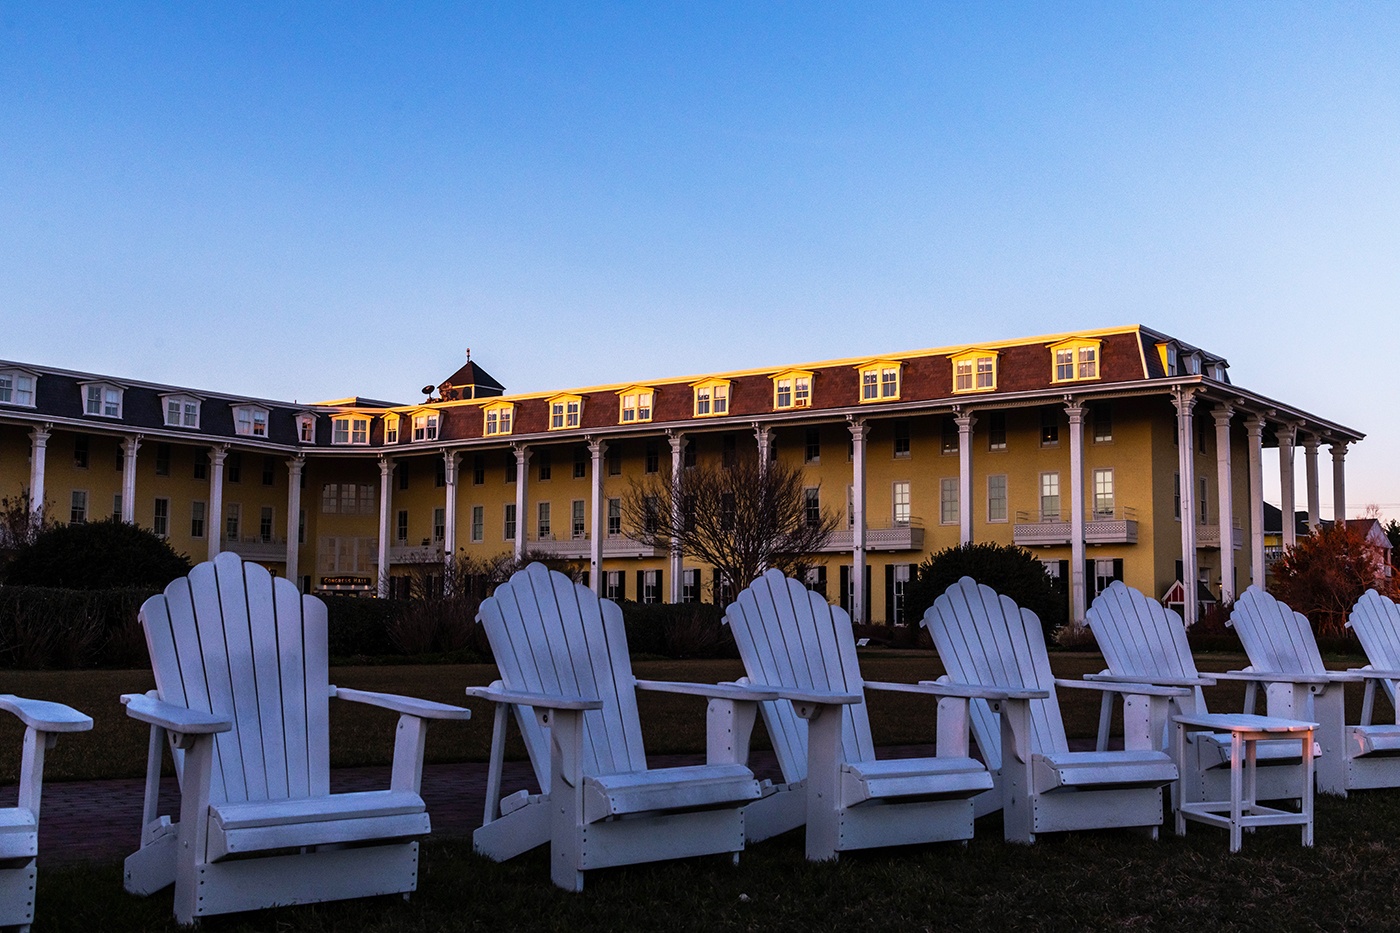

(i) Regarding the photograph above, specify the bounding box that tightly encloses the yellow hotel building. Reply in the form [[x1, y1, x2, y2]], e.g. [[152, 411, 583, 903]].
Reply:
[[0, 325, 1362, 627]]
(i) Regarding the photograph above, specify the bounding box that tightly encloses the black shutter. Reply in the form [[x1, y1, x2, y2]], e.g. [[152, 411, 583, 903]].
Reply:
[[864, 565, 872, 617], [839, 565, 851, 613], [581, 570, 590, 589], [618, 571, 625, 601], [1112, 559, 1124, 583], [815, 565, 827, 598], [884, 565, 895, 625], [712, 568, 722, 606], [637, 570, 645, 603], [1085, 561, 1095, 601], [1175, 559, 1184, 583]]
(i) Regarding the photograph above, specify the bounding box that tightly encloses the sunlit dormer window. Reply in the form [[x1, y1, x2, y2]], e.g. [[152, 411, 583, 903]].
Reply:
[[548, 394, 583, 430], [771, 370, 814, 410], [692, 379, 731, 417], [618, 386, 655, 424], [233, 404, 270, 437], [412, 411, 439, 441], [951, 350, 998, 394], [1049, 338, 1102, 384], [483, 402, 514, 437], [856, 361, 902, 402]]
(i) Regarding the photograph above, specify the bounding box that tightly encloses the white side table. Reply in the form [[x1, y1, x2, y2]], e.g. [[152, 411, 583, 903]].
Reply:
[[1171, 712, 1316, 853]]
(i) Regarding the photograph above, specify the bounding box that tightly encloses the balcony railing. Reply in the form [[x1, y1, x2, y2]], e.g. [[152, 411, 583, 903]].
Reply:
[[1197, 521, 1244, 550], [1013, 507, 1139, 547], [223, 535, 287, 562], [820, 521, 926, 553], [389, 542, 444, 564], [526, 534, 662, 560]]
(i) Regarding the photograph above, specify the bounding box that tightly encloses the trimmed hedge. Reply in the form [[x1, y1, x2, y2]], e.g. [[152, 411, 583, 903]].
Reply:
[[0, 586, 156, 669]]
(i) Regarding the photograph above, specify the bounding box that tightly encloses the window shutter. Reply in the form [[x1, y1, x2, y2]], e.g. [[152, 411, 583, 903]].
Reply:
[[1058, 560, 1071, 617], [839, 565, 851, 613], [863, 565, 871, 615], [1112, 559, 1124, 583], [637, 570, 644, 603], [712, 568, 721, 605], [1085, 561, 1095, 603], [1175, 559, 1184, 583], [884, 565, 895, 626]]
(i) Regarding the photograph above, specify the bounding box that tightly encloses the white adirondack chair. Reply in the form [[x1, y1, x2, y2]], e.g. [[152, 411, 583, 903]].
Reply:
[[121, 552, 471, 926], [470, 562, 772, 891], [1086, 581, 1316, 802], [722, 570, 993, 860], [922, 577, 1184, 843], [0, 695, 91, 933]]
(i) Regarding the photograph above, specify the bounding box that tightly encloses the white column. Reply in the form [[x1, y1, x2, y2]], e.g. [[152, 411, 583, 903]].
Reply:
[[120, 434, 142, 523], [1173, 391, 1199, 626], [956, 411, 976, 546], [1303, 433, 1321, 531], [668, 431, 685, 603], [208, 445, 227, 561], [1245, 416, 1267, 587], [1279, 425, 1297, 549], [754, 423, 772, 469], [589, 438, 606, 596], [442, 449, 460, 573], [1065, 402, 1087, 624], [27, 426, 50, 516], [1213, 406, 1236, 603], [286, 456, 304, 585], [1331, 441, 1349, 523], [512, 443, 530, 560], [377, 455, 393, 598], [848, 418, 867, 624]]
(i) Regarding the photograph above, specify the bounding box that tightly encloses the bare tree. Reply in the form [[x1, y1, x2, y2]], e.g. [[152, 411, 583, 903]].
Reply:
[[621, 456, 840, 601], [0, 491, 48, 551]]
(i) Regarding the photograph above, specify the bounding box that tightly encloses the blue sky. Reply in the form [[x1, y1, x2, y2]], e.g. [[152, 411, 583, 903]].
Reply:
[[2, 3, 1397, 514]]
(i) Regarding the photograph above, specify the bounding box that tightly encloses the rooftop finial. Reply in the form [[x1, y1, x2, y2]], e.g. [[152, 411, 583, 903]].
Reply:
[[465, 348, 471, 363]]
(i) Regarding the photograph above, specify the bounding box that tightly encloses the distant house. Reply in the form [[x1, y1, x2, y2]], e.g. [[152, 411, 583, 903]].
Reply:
[[1261, 504, 1393, 588], [1263, 501, 1310, 568], [1343, 518, 1394, 583]]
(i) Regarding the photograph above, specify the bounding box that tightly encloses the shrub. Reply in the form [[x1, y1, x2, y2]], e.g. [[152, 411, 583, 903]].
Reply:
[[0, 586, 154, 669], [905, 542, 1066, 638], [1270, 522, 1400, 639], [620, 601, 736, 659], [3, 518, 192, 590]]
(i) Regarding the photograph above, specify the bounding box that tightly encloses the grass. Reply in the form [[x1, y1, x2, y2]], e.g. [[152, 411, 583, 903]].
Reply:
[[8, 646, 1398, 930]]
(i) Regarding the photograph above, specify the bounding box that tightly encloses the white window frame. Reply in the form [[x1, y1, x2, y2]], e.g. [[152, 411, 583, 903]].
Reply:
[[471, 505, 484, 543], [0, 370, 37, 408], [234, 404, 270, 438], [939, 477, 958, 525], [332, 415, 370, 445], [571, 499, 586, 538], [619, 388, 654, 424], [152, 497, 169, 537], [385, 416, 400, 444], [893, 481, 911, 527], [484, 404, 514, 437], [987, 474, 1008, 523], [191, 500, 206, 538], [1040, 472, 1061, 522], [412, 412, 439, 442], [693, 380, 730, 417], [297, 414, 316, 443], [162, 394, 202, 429], [226, 503, 241, 541], [82, 382, 124, 418], [70, 490, 88, 524], [1092, 468, 1115, 518], [537, 501, 552, 539]]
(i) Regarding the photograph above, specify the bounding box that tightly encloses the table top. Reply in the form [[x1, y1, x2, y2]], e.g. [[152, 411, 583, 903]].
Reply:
[[1173, 712, 1317, 733]]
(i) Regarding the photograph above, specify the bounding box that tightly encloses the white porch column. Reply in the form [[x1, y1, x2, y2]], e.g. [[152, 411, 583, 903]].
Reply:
[[1213, 406, 1236, 603], [1331, 441, 1349, 523], [1279, 425, 1298, 549], [120, 434, 141, 523], [442, 449, 460, 575], [848, 417, 867, 624], [1065, 402, 1087, 624], [956, 410, 976, 546], [589, 438, 606, 596], [512, 443, 531, 560], [1173, 391, 1199, 626], [1303, 434, 1321, 531], [208, 445, 227, 561], [377, 455, 393, 598], [1245, 416, 1267, 587], [27, 426, 50, 516], [668, 431, 685, 603], [285, 456, 304, 585], [754, 423, 772, 469]]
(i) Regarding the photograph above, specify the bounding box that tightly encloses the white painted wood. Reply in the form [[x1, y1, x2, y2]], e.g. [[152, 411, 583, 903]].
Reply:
[[924, 576, 1178, 843], [724, 569, 991, 859], [1086, 581, 1313, 803], [1228, 585, 1400, 796], [125, 552, 466, 925], [474, 562, 763, 891]]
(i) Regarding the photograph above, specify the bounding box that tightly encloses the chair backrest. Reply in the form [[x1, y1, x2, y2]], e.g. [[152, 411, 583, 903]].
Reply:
[[922, 576, 1068, 771], [724, 569, 875, 782], [477, 562, 647, 779], [1228, 586, 1326, 675], [1347, 589, 1400, 670], [1085, 581, 1207, 711], [139, 551, 330, 806]]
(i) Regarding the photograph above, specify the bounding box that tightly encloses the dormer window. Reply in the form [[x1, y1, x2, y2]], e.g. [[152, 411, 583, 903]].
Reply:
[[1188, 354, 1202, 375], [332, 414, 370, 445], [412, 411, 439, 441], [296, 413, 316, 443], [951, 350, 998, 394], [1049, 338, 1102, 384], [548, 394, 583, 430], [385, 415, 400, 444], [692, 379, 730, 417], [233, 404, 270, 437], [856, 361, 902, 402], [772, 370, 813, 410], [81, 382, 124, 418], [483, 402, 514, 436], [161, 394, 202, 429], [0, 369, 37, 408], [618, 386, 655, 423]]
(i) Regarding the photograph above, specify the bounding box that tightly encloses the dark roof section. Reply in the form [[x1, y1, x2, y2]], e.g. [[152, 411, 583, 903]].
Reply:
[[440, 360, 505, 401], [1262, 501, 1310, 537]]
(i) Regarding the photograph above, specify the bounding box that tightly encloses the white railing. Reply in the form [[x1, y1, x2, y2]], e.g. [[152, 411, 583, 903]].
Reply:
[[1013, 507, 1139, 546], [527, 535, 662, 560], [224, 536, 287, 562], [821, 522, 926, 553]]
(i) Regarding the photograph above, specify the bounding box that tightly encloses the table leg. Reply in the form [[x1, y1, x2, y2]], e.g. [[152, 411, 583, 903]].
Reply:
[[1173, 722, 1187, 837], [1302, 728, 1314, 847], [1230, 731, 1243, 853]]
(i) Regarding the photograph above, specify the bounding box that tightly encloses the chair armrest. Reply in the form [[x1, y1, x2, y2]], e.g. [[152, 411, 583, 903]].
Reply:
[[465, 685, 604, 711], [0, 695, 92, 733], [916, 680, 1050, 700], [1083, 672, 1216, 688], [634, 679, 778, 702], [121, 693, 231, 733], [334, 687, 472, 720], [1209, 670, 1334, 685], [744, 685, 863, 706], [1054, 679, 1191, 698], [1346, 668, 1400, 680]]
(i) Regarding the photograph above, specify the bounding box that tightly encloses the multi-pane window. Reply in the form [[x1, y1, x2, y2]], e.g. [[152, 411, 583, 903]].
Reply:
[[471, 505, 484, 543], [320, 483, 376, 514], [720, 493, 736, 531], [298, 415, 316, 443], [332, 416, 369, 445], [940, 418, 958, 455], [1052, 341, 1100, 382], [70, 490, 88, 524], [262, 456, 275, 486], [85, 384, 122, 418], [848, 484, 855, 528], [694, 382, 729, 416], [773, 373, 812, 409], [1094, 559, 1118, 598], [607, 446, 622, 476], [549, 397, 582, 430], [226, 452, 241, 483], [1040, 408, 1060, 447], [891, 564, 911, 624], [619, 389, 654, 424], [435, 457, 446, 487], [607, 498, 622, 536], [804, 488, 821, 528], [1173, 473, 1181, 520], [503, 504, 517, 541], [894, 419, 912, 458], [483, 404, 513, 436], [939, 478, 958, 525], [537, 502, 552, 539], [433, 508, 445, 543], [641, 570, 661, 604], [805, 427, 821, 463], [226, 503, 241, 541], [396, 509, 409, 543], [988, 411, 1007, 451], [112, 493, 122, 519], [385, 416, 399, 444], [0, 372, 36, 407], [860, 364, 901, 401], [573, 447, 587, 478], [988, 474, 1008, 523], [645, 495, 664, 535], [1040, 473, 1061, 521], [153, 498, 169, 537], [538, 450, 552, 481], [1054, 348, 1077, 382], [571, 500, 586, 538], [1093, 403, 1113, 443], [412, 413, 438, 441], [234, 406, 269, 437], [645, 441, 659, 474], [164, 396, 200, 428], [1199, 477, 1209, 524], [1093, 468, 1115, 517], [682, 569, 701, 603], [606, 571, 625, 601], [893, 481, 911, 526], [952, 354, 996, 393], [722, 434, 737, 468], [473, 454, 486, 485], [191, 501, 205, 538], [260, 506, 274, 542], [74, 435, 89, 469]]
